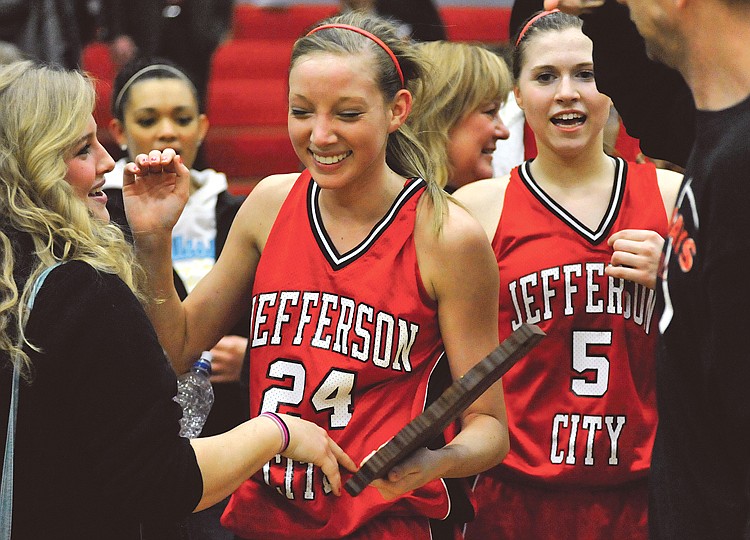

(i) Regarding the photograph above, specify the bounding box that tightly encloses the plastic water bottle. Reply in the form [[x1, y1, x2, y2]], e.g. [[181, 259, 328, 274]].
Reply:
[[174, 352, 215, 438]]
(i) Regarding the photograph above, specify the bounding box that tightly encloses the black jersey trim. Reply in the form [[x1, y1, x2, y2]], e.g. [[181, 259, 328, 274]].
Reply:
[[307, 177, 426, 271], [518, 157, 627, 245]]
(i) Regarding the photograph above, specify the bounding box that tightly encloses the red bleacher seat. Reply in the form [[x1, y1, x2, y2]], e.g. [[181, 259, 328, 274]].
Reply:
[[231, 4, 512, 45], [210, 39, 295, 81], [204, 125, 300, 181], [91, 79, 114, 128], [232, 4, 338, 40], [205, 76, 297, 183], [81, 42, 118, 152], [81, 41, 116, 82], [440, 7, 512, 44], [207, 78, 288, 127]]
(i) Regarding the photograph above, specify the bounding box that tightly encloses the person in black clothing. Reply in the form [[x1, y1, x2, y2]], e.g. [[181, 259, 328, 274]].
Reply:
[[548, 0, 750, 537], [514, 0, 694, 167], [0, 60, 355, 539], [103, 57, 251, 539], [376, 0, 446, 42], [509, 0, 544, 43]]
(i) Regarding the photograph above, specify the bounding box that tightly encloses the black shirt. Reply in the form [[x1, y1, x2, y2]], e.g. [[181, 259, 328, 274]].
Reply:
[[0, 253, 202, 539], [652, 93, 750, 539]]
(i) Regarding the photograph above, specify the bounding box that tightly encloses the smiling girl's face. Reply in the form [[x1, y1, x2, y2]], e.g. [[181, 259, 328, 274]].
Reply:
[[447, 101, 509, 190], [64, 114, 115, 221], [287, 51, 408, 191], [515, 27, 611, 157]]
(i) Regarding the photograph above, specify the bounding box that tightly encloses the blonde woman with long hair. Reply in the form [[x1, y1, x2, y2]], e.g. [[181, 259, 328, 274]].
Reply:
[[408, 41, 513, 192], [0, 61, 354, 539]]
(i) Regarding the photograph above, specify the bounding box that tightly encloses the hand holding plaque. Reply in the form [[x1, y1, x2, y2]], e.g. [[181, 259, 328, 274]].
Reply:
[[345, 323, 545, 496]]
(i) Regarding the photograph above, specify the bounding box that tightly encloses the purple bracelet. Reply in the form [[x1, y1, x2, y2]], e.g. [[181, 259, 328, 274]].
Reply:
[[260, 412, 290, 454]]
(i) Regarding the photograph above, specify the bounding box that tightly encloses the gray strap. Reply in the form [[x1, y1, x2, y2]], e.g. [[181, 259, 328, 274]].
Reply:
[[0, 364, 19, 540], [1, 263, 61, 539]]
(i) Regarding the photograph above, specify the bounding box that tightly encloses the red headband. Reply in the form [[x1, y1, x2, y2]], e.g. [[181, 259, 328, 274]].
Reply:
[[515, 9, 560, 47], [306, 23, 405, 88]]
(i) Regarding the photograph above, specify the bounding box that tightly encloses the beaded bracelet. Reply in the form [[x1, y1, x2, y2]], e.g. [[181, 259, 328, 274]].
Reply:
[[260, 412, 290, 454]]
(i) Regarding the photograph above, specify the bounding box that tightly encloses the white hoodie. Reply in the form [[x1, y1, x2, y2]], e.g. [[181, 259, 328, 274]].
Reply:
[[104, 159, 229, 292]]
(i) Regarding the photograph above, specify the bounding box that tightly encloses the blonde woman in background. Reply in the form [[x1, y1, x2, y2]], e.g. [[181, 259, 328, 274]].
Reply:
[[408, 41, 513, 192]]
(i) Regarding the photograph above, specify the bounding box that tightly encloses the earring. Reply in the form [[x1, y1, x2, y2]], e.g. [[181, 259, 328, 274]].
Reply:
[[120, 144, 127, 151]]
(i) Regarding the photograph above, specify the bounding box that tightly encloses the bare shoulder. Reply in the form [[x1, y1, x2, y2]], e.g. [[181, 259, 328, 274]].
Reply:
[[452, 176, 509, 205], [416, 196, 490, 249], [415, 195, 497, 299], [233, 172, 301, 244], [451, 176, 510, 241], [655, 168, 683, 216], [244, 173, 300, 209]]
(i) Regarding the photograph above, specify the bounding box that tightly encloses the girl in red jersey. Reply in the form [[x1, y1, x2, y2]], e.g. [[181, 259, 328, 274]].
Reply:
[[454, 10, 682, 540], [122, 11, 509, 540]]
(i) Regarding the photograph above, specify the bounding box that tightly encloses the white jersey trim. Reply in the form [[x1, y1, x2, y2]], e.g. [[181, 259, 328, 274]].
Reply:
[[308, 177, 426, 270], [518, 157, 626, 245]]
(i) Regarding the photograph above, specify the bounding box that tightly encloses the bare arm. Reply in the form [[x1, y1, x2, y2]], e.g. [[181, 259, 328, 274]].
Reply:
[[656, 168, 682, 218], [124, 151, 296, 372], [175, 175, 296, 368], [123, 149, 191, 369], [191, 414, 357, 511], [370, 198, 508, 500]]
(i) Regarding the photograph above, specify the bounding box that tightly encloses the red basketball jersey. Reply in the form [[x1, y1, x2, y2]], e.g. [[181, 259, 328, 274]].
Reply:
[[487, 157, 668, 487], [222, 171, 472, 539]]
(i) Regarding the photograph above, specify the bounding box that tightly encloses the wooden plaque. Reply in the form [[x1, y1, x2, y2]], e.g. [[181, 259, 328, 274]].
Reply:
[[344, 323, 545, 496]]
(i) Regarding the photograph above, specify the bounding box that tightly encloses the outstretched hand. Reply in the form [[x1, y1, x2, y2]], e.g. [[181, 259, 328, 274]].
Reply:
[[121, 148, 190, 237], [280, 414, 358, 496], [543, 0, 606, 15], [606, 229, 665, 289]]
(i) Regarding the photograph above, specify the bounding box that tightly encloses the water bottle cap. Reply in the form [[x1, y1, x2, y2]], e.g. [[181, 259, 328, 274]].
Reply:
[[193, 354, 212, 375]]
